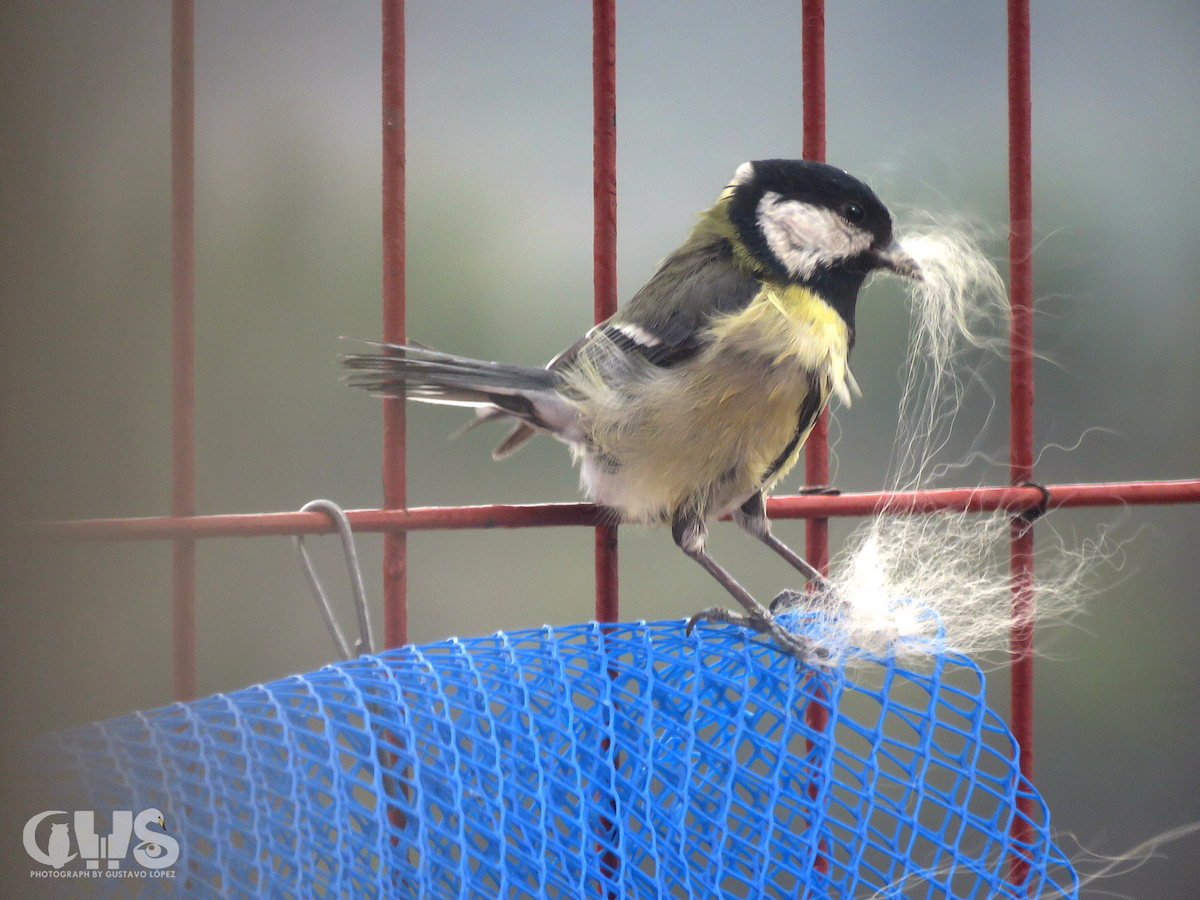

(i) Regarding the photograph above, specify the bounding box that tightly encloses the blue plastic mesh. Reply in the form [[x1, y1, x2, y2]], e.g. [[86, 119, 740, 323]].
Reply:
[[45, 618, 1078, 899]]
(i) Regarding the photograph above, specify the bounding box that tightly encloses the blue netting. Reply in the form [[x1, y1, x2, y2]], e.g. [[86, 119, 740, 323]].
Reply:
[[45, 617, 1078, 899]]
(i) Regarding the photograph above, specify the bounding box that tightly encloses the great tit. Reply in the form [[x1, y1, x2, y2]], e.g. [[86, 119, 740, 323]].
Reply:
[[345, 159, 921, 655]]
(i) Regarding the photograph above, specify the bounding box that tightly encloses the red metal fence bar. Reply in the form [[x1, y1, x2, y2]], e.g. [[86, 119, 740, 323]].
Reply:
[[801, 0, 830, 580], [592, 0, 619, 624], [381, 0, 408, 650], [800, 0, 832, 882], [591, 10, 621, 885], [1007, 0, 1036, 885], [170, 0, 197, 703], [35, 479, 1200, 543]]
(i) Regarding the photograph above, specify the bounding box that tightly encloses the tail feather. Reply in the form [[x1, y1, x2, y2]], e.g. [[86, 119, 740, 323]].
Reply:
[[447, 408, 538, 459], [342, 341, 576, 450], [491, 422, 537, 460], [343, 342, 561, 393]]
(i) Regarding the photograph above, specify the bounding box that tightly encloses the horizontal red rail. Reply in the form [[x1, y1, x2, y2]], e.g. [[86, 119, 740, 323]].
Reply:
[[30, 479, 1200, 542]]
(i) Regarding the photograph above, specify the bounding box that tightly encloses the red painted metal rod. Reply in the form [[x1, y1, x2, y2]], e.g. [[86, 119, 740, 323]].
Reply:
[[170, 0, 197, 703], [800, 3, 831, 876], [33, 479, 1200, 543], [381, 0, 407, 649], [1007, 12, 1035, 485], [1007, 0, 1036, 885], [590, 9, 621, 885], [801, 0, 829, 579], [773, 479, 1200, 514], [592, 0, 619, 625]]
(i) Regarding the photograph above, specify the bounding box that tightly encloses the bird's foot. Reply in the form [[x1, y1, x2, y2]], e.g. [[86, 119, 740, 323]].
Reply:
[[685, 605, 821, 661]]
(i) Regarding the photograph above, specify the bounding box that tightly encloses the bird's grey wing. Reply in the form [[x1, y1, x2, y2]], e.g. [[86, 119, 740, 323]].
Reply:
[[493, 236, 758, 458], [558, 236, 761, 372]]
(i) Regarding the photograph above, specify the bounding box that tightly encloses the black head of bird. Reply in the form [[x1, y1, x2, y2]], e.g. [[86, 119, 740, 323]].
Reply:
[[727, 159, 918, 280]]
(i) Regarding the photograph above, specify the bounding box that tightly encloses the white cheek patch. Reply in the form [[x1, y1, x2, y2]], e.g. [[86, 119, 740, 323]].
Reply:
[[757, 191, 873, 278]]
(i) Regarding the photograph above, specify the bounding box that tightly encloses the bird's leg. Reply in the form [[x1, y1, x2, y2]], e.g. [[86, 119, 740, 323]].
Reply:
[[733, 492, 838, 612], [675, 511, 813, 657], [675, 513, 769, 626]]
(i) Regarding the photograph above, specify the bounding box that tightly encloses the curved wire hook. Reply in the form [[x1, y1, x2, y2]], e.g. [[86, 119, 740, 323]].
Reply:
[[294, 499, 375, 659]]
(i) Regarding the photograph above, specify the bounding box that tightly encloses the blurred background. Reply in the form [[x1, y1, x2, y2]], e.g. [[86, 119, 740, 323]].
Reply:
[[1, 0, 1197, 895]]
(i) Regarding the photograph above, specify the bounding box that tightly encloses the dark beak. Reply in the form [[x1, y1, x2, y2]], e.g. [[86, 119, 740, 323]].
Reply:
[[873, 240, 922, 281]]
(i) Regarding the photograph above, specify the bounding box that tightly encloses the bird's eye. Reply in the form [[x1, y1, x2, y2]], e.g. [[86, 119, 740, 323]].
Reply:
[[840, 201, 865, 225]]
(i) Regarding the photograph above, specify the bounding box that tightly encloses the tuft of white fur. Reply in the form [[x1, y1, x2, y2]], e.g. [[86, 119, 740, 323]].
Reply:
[[854, 819, 1200, 899], [795, 510, 1107, 668], [891, 223, 1010, 490], [790, 219, 1104, 666]]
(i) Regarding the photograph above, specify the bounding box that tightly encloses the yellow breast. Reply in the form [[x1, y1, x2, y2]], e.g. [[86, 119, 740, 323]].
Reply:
[[704, 284, 853, 402]]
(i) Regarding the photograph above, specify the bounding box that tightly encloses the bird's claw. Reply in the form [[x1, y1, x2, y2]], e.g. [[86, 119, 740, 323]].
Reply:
[[685, 605, 760, 635], [685, 605, 819, 661]]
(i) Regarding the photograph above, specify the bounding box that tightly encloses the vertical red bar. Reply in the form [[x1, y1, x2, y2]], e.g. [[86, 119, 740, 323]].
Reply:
[[1007, 0, 1036, 887], [171, 0, 197, 702], [801, 0, 826, 163], [382, 0, 407, 649], [593, 3, 621, 892], [593, 0, 619, 624], [801, 0, 829, 579], [801, 1, 831, 884]]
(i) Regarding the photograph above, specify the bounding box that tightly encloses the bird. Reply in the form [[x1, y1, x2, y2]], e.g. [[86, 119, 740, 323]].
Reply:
[[344, 159, 921, 656]]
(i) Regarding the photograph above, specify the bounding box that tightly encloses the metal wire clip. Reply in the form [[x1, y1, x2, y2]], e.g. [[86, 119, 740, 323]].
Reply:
[[294, 499, 375, 659]]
